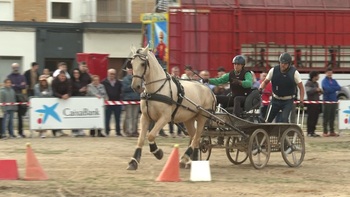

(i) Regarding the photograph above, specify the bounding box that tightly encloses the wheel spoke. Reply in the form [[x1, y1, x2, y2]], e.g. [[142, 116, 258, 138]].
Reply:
[[257, 153, 261, 165], [292, 132, 298, 144], [235, 150, 240, 161], [292, 152, 297, 164], [261, 151, 268, 156], [254, 135, 259, 147], [260, 135, 266, 146], [285, 137, 292, 146]]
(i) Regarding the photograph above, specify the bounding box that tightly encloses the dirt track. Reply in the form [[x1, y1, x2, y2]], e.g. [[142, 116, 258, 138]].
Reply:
[[0, 132, 350, 197]]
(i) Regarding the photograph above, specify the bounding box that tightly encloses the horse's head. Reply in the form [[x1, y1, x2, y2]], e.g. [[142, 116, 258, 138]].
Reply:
[[130, 45, 149, 93]]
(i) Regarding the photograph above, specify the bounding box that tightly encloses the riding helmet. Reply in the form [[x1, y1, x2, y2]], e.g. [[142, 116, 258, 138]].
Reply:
[[232, 55, 246, 65], [279, 52, 292, 64]]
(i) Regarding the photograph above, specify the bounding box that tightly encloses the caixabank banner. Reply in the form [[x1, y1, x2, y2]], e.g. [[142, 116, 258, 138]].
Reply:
[[338, 100, 350, 130], [29, 97, 104, 130]]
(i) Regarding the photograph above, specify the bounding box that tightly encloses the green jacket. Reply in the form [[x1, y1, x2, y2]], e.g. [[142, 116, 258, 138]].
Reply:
[[208, 71, 253, 88]]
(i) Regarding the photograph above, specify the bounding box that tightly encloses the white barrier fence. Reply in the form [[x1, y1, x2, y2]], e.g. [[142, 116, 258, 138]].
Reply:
[[29, 97, 105, 130]]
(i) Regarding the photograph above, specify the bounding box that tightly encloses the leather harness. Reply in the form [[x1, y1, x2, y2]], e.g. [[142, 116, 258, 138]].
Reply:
[[133, 52, 194, 123]]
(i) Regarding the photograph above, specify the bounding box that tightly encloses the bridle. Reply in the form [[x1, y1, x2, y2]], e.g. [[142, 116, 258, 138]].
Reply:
[[131, 51, 169, 88], [131, 53, 149, 81]]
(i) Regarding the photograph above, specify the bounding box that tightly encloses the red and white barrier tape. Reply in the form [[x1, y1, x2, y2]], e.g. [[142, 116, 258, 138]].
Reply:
[[262, 100, 339, 104], [0, 100, 339, 106], [0, 101, 141, 106]]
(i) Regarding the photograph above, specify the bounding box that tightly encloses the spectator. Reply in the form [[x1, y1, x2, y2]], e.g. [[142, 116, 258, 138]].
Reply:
[[78, 62, 92, 86], [322, 68, 340, 137], [53, 62, 70, 79], [305, 71, 322, 137], [34, 75, 53, 138], [24, 62, 40, 97], [259, 72, 272, 121], [259, 53, 305, 123], [170, 66, 181, 78], [1, 79, 17, 139], [251, 71, 260, 89], [213, 67, 230, 96], [7, 63, 27, 138], [102, 69, 123, 137], [216, 67, 226, 77], [71, 68, 87, 137], [51, 70, 71, 137], [122, 68, 140, 137], [199, 70, 215, 90], [181, 65, 193, 80], [169, 66, 185, 137], [87, 75, 108, 137], [42, 68, 53, 85], [191, 70, 200, 81]]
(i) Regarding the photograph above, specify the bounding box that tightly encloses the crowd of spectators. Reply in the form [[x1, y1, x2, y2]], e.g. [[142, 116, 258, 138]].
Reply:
[[0, 58, 342, 139]]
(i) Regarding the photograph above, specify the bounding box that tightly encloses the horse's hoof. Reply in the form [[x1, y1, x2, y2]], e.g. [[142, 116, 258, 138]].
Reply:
[[126, 160, 138, 170], [154, 149, 163, 160], [179, 162, 186, 169]]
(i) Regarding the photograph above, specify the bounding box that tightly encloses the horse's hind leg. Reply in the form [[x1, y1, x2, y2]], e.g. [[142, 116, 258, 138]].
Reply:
[[127, 114, 150, 170], [190, 116, 206, 161], [181, 116, 206, 169], [148, 117, 168, 160]]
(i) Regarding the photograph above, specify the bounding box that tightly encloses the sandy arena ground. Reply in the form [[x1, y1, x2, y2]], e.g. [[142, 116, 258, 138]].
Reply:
[[0, 129, 350, 197]]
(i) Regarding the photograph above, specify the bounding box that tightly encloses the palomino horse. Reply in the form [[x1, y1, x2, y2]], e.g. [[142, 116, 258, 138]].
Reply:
[[127, 46, 216, 170]]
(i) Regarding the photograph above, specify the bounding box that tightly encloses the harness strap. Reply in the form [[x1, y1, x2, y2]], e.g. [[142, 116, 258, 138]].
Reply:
[[170, 77, 185, 123]]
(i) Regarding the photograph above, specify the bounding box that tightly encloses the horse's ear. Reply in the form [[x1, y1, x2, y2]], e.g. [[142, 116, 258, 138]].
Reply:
[[143, 44, 149, 54], [130, 45, 137, 55]]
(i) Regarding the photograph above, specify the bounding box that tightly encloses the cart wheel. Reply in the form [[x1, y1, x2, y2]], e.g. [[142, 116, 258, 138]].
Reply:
[[225, 136, 248, 165], [280, 127, 305, 167], [199, 136, 212, 160], [248, 129, 271, 169]]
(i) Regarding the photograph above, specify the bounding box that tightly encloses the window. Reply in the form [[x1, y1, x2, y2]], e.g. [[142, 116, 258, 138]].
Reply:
[[97, 0, 127, 22], [52, 2, 71, 19], [0, 1, 13, 21]]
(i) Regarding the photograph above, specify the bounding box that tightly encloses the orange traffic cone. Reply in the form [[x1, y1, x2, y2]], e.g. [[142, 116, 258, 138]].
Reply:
[[24, 143, 48, 181], [0, 160, 19, 180], [156, 144, 180, 182]]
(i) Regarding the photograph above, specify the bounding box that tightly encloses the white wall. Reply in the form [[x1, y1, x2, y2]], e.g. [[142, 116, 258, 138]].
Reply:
[[83, 32, 141, 58], [47, 0, 97, 23], [0, 31, 36, 71]]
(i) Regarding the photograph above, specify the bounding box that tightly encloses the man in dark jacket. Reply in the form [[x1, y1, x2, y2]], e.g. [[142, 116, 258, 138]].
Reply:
[[259, 53, 305, 123], [7, 63, 27, 138], [78, 62, 92, 86], [305, 71, 322, 137], [24, 62, 40, 97], [204, 55, 253, 117], [51, 70, 71, 137], [102, 69, 123, 136], [321, 68, 341, 137]]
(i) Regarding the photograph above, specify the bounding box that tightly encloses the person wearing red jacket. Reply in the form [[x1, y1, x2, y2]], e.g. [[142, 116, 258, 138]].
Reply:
[[259, 72, 272, 121]]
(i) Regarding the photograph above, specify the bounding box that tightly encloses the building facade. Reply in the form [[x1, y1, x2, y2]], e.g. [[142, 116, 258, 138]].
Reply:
[[0, 0, 155, 79]]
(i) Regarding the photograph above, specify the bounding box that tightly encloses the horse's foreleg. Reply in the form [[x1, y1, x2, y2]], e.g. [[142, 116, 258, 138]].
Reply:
[[127, 114, 149, 170], [148, 118, 168, 160]]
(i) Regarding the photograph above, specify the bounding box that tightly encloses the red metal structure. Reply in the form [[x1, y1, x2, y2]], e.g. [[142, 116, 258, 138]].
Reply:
[[76, 53, 109, 80], [168, 0, 350, 75]]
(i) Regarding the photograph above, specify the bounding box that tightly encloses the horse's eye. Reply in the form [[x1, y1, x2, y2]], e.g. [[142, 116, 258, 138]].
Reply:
[[141, 62, 146, 67]]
